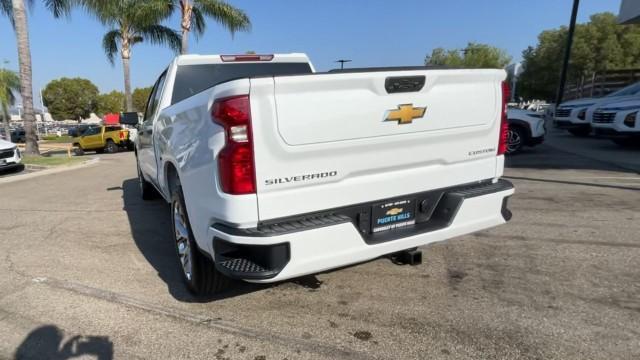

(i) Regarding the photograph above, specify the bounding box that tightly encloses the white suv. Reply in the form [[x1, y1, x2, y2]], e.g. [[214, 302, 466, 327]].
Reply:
[[591, 98, 640, 147], [554, 82, 640, 136], [0, 139, 22, 171]]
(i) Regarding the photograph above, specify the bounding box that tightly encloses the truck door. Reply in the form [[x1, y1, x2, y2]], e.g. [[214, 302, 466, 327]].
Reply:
[[138, 71, 167, 185], [80, 126, 102, 149]]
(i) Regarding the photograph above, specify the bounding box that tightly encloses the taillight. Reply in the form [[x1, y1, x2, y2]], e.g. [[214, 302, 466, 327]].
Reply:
[[220, 54, 274, 62], [119, 130, 126, 140], [212, 95, 256, 194], [497, 81, 510, 155]]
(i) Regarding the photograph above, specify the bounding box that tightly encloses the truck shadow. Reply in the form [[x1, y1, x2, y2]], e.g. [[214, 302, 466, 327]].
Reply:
[[13, 325, 113, 360], [121, 178, 265, 302]]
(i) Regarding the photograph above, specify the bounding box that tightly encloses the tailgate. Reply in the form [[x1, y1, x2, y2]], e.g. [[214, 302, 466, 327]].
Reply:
[[249, 69, 506, 221]]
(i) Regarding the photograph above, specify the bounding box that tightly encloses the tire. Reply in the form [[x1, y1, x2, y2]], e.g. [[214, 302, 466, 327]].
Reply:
[[170, 178, 229, 296], [506, 126, 525, 154], [611, 138, 638, 148], [73, 145, 84, 156], [568, 127, 591, 137], [137, 159, 157, 200], [105, 140, 118, 154]]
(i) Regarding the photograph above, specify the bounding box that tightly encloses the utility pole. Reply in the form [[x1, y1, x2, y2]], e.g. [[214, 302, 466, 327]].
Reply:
[[555, 0, 580, 106], [335, 59, 352, 70]]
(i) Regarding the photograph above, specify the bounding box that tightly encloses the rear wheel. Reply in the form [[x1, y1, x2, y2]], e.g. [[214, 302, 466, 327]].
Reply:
[[105, 140, 118, 153], [506, 126, 525, 154], [171, 178, 229, 296], [73, 145, 84, 156], [568, 127, 590, 137]]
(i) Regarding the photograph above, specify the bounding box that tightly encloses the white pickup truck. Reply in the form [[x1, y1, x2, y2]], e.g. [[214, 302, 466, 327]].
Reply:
[[124, 53, 515, 295]]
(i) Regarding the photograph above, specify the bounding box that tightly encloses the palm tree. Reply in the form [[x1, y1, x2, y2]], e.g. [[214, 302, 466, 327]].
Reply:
[[1, 0, 73, 154], [173, 0, 250, 55], [0, 68, 20, 142], [83, 0, 181, 111]]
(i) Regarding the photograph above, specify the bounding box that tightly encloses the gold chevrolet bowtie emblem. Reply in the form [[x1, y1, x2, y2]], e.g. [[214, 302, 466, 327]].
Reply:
[[386, 208, 404, 216], [385, 104, 426, 125]]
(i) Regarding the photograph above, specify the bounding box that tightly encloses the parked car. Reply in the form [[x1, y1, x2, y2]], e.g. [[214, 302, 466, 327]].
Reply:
[[124, 53, 515, 296], [72, 125, 132, 155], [506, 109, 546, 154], [591, 98, 640, 147], [0, 138, 22, 172], [554, 81, 640, 136], [10, 129, 26, 143]]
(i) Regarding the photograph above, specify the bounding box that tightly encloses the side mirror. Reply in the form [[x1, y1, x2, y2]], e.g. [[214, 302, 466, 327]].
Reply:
[[119, 112, 140, 125]]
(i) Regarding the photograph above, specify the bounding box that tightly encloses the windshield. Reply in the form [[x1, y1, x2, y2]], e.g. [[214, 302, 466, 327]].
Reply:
[[606, 82, 640, 97]]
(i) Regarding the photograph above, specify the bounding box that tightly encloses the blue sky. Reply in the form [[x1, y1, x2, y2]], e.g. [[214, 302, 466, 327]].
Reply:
[[0, 0, 621, 107]]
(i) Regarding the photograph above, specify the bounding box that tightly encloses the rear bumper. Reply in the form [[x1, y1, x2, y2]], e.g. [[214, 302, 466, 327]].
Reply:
[[208, 179, 514, 283]]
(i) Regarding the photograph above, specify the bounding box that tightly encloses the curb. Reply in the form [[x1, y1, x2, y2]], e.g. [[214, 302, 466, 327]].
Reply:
[[0, 158, 100, 185]]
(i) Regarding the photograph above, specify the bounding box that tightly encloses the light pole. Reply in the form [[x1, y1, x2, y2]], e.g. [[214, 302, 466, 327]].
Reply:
[[335, 59, 352, 70], [555, 0, 580, 106]]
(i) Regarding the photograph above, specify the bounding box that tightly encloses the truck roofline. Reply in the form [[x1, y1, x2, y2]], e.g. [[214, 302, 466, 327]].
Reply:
[[175, 53, 313, 67]]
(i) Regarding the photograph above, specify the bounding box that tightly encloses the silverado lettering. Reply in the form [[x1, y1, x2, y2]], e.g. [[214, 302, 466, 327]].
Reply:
[[264, 171, 338, 186]]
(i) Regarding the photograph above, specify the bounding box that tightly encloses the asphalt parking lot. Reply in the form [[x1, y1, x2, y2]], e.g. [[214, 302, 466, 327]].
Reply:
[[0, 135, 638, 360]]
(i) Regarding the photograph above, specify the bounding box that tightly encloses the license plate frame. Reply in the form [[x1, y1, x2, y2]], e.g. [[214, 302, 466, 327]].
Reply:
[[371, 198, 416, 233]]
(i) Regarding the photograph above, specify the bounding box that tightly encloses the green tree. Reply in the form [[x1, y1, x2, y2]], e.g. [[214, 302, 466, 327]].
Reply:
[[1, 0, 75, 155], [173, 0, 250, 54], [518, 12, 640, 101], [425, 42, 512, 69], [96, 90, 125, 115], [132, 86, 152, 112], [83, 0, 181, 111], [42, 77, 99, 121], [0, 68, 20, 142]]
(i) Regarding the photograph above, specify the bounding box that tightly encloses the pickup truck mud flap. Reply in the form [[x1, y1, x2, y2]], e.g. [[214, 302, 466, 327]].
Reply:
[[212, 179, 513, 280]]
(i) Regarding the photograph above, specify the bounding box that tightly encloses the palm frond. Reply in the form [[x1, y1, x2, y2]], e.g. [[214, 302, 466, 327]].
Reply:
[[0, 0, 14, 27], [193, 0, 251, 36], [137, 24, 181, 54], [81, 0, 120, 26], [102, 29, 121, 65], [42, 0, 74, 18], [131, 0, 174, 27], [0, 69, 20, 107], [191, 5, 205, 38]]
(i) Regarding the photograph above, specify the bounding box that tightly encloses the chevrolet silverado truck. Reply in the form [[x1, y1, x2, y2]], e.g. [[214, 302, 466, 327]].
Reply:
[[73, 125, 132, 155], [123, 53, 515, 295]]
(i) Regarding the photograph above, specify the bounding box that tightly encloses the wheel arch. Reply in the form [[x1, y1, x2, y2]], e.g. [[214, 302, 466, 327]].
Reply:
[[163, 160, 180, 198]]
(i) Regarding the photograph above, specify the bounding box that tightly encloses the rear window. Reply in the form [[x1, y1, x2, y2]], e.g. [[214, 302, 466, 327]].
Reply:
[[171, 62, 313, 105]]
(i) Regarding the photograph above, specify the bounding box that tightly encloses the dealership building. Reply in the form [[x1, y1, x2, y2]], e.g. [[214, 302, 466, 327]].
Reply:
[[619, 0, 640, 24]]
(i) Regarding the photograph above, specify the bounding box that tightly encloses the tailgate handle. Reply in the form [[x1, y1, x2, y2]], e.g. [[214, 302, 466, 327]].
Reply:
[[385, 76, 425, 94]]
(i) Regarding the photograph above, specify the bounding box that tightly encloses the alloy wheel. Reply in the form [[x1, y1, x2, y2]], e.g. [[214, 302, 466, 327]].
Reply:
[[506, 128, 522, 154], [173, 199, 193, 281]]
